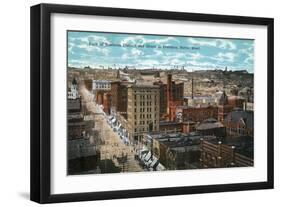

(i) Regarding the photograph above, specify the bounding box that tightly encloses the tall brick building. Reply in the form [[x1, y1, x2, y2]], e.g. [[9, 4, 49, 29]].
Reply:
[[217, 91, 233, 122], [200, 139, 253, 168], [154, 74, 184, 120], [110, 81, 129, 117], [176, 105, 218, 123], [127, 84, 160, 143]]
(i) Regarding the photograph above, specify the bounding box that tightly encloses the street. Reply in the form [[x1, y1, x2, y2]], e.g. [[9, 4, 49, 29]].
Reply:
[[79, 85, 143, 173]]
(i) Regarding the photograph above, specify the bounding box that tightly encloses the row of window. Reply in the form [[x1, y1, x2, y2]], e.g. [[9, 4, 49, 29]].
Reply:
[[134, 114, 157, 119], [133, 90, 157, 94], [95, 84, 111, 89], [134, 94, 158, 99], [134, 127, 157, 133], [134, 108, 157, 113], [134, 101, 158, 106], [135, 120, 157, 125]]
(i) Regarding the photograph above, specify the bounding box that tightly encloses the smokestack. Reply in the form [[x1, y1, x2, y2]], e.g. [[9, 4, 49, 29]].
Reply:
[[167, 74, 172, 117], [191, 78, 194, 99]]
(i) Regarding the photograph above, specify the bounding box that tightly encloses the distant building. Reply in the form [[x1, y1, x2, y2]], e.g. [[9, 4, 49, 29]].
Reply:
[[167, 74, 184, 121], [200, 138, 253, 168], [154, 74, 184, 120], [67, 78, 82, 113], [238, 87, 254, 103], [68, 99, 82, 113], [217, 91, 233, 122], [110, 81, 129, 116], [176, 105, 218, 123], [185, 95, 216, 107], [92, 80, 111, 91], [145, 132, 214, 170], [92, 80, 111, 105], [196, 118, 226, 137], [84, 79, 93, 91], [68, 78, 79, 100], [159, 121, 182, 133], [127, 84, 160, 144], [182, 121, 196, 134], [153, 81, 167, 118], [102, 92, 112, 115], [224, 110, 254, 137], [227, 96, 245, 109]]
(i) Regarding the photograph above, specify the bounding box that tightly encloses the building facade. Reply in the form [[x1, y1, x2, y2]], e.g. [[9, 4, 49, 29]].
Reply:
[[110, 81, 129, 116], [127, 85, 160, 144], [176, 105, 218, 123], [224, 110, 254, 137], [153, 74, 184, 120], [200, 139, 253, 168]]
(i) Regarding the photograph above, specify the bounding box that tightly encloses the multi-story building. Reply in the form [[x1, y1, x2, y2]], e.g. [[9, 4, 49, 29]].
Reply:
[[91, 80, 111, 105], [92, 80, 111, 91], [175, 105, 218, 123], [154, 74, 184, 120], [196, 118, 226, 137], [110, 81, 129, 117], [224, 110, 254, 137], [84, 79, 93, 91], [153, 81, 167, 118], [144, 132, 210, 170], [102, 92, 112, 115], [68, 78, 79, 100], [127, 84, 160, 144], [200, 138, 253, 168], [217, 91, 233, 122]]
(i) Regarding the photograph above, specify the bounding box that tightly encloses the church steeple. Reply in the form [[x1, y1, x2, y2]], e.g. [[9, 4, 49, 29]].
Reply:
[[72, 78, 77, 86]]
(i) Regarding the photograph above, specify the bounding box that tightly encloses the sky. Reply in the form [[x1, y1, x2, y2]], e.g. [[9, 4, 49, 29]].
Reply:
[[68, 31, 254, 73]]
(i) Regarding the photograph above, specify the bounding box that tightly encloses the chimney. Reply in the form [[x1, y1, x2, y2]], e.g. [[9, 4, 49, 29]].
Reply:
[[191, 78, 194, 99], [167, 74, 172, 119]]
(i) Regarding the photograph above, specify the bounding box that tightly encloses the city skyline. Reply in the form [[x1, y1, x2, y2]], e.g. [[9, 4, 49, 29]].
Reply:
[[68, 31, 254, 73]]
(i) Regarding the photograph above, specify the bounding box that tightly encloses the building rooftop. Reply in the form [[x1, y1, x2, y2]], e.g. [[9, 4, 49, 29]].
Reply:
[[224, 110, 254, 129], [127, 84, 159, 89], [159, 121, 181, 125], [196, 118, 224, 130]]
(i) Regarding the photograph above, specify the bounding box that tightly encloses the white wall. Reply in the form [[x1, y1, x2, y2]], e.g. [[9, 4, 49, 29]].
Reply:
[[0, 0, 279, 206]]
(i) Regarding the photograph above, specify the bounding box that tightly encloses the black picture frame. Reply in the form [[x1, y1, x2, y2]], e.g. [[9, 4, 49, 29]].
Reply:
[[30, 3, 274, 204]]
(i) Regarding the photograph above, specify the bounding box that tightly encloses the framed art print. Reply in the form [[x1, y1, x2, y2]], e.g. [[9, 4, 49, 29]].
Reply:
[[30, 3, 274, 203]]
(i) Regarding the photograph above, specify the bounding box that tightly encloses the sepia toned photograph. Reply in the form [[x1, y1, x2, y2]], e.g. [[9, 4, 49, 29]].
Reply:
[[67, 31, 254, 175]]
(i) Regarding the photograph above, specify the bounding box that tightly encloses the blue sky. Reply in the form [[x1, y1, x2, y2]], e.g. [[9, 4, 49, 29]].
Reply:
[[68, 31, 254, 73]]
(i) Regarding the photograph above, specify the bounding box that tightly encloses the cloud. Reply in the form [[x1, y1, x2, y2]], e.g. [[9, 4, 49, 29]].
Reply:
[[218, 39, 236, 50], [76, 35, 111, 45], [190, 52, 203, 60], [153, 49, 163, 56], [187, 38, 237, 50], [212, 52, 236, 62], [76, 43, 109, 55], [188, 38, 217, 47], [136, 59, 160, 67], [244, 53, 253, 64], [120, 35, 178, 46], [131, 48, 144, 56]]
